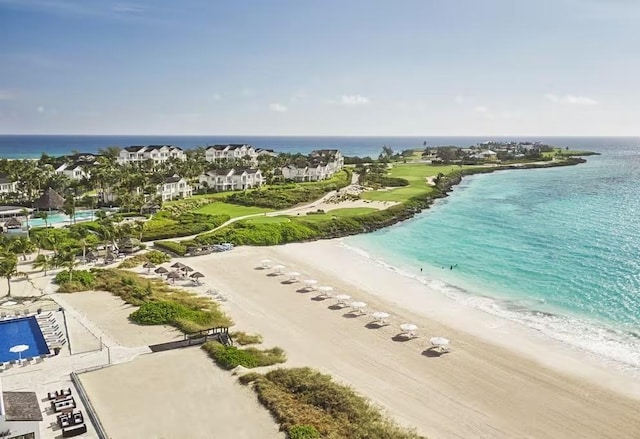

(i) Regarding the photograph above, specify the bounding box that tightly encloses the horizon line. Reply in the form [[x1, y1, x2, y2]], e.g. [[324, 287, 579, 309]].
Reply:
[[1, 133, 639, 138]]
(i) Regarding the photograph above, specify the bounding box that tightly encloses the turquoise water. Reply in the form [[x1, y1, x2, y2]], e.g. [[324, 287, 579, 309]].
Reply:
[[0, 317, 50, 362], [347, 142, 640, 372], [28, 210, 96, 227]]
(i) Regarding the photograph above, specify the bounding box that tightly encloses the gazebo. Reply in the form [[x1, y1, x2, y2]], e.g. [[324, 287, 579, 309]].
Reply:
[[118, 237, 141, 254], [4, 217, 22, 229], [34, 187, 65, 211], [140, 202, 161, 215]]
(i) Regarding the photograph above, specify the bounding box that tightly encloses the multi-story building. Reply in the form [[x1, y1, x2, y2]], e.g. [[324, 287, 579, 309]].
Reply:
[[280, 149, 344, 182], [199, 168, 264, 192], [0, 175, 17, 194], [156, 175, 193, 201], [117, 145, 185, 165]]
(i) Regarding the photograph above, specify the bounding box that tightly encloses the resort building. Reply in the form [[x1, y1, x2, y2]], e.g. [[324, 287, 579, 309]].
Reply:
[[0, 380, 43, 439], [281, 149, 344, 182], [199, 168, 264, 192], [117, 145, 186, 165], [156, 175, 193, 201], [55, 162, 91, 181], [204, 144, 274, 165], [0, 175, 18, 194]]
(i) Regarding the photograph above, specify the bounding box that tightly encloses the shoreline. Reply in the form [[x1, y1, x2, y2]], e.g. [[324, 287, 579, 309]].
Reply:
[[176, 243, 640, 438]]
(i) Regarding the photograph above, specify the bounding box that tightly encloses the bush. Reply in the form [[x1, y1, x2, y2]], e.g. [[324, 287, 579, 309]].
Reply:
[[242, 367, 421, 439], [231, 331, 263, 345], [54, 270, 95, 288], [129, 301, 185, 325], [288, 425, 321, 439], [154, 240, 187, 256], [202, 342, 286, 369], [118, 250, 171, 268]]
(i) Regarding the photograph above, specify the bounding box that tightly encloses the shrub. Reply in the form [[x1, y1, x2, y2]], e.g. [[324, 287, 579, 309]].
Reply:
[[141, 212, 229, 241], [202, 342, 286, 369], [118, 250, 171, 268], [154, 240, 187, 256], [129, 301, 185, 325], [57, 281, 87, 293], [242, 367, 422, 439], [54, 270, 95, 288], [288, 425, 321, 439], [231, 331, 264, 345]]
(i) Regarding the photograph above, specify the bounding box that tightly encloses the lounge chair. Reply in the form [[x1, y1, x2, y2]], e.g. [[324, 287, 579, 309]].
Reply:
[[62, 423, 87, 437]]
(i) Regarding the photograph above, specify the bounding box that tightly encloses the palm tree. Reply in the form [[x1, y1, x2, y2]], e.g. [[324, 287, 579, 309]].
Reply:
[[9, 236, 36, 261], [38, 211, 49, 229], [62, 195, 76, 225], [69, 227, 91, 263], [0, 252, 26, 297], [20, 208, 30, 239], [32, 254, 54, 276], [55, 249, 78, 281]]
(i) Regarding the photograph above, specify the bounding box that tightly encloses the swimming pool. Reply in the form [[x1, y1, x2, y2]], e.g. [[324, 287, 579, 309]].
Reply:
[[28, 210, 97, 227], [0, 317, 50, 362]]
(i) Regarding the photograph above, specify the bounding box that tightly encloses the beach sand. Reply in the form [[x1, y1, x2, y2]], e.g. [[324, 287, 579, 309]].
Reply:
[[79, 348, 284, 439], [174, 241, 640, 439]]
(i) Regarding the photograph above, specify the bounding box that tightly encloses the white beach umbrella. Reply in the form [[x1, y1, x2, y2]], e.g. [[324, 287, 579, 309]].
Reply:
[[287, 271, 301, 279], [317, 286, 334, 297], [430, 336, 450, 351], [260, 259, 272, 268], [272, 264, 286, 273], [335, 294, 351, 305], [400, 323, 418, 337], [372, 311, 390, 323], [10, 344, 29, 363], [303, 279, 318, 289], [350, 301, 367, 314]]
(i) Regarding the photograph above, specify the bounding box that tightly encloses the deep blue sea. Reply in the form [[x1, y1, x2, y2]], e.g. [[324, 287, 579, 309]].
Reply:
[[2, 135, 639, 372], [346, 137, 640, 373]]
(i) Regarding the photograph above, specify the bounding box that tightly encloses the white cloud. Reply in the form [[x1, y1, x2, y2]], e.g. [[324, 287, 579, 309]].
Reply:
[[269, 103, 288, 113], [241, 88, 254, 97], [0, 91, 13, 100], [112, 4, 145, 14], [290, 90, 307, 103], [454, 95, 468, 104], [36, 106, 45, 113], [474, 106, 489, 113], [213, 93, 222, 101], [340, 94, 370, 106], [544, 93, 598, 105]]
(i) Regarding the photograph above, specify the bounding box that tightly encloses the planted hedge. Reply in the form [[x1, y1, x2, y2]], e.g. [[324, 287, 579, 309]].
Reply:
[[202, 342, 286, 369], [154, 240, 188, 256]]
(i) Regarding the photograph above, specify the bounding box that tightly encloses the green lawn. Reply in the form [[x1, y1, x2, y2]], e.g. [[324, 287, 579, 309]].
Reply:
[[362, 163, 469, 202], [293, 207, 378, 222], [194, 202, 273, 218], [244, 215, 292, 224]]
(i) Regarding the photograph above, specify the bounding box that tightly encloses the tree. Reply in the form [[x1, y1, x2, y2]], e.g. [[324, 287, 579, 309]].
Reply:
[[38, 211, 49, 229], [62, 195, 77, 225], [32, 254, 54, 276], [20, 208, 30, 239], [55, 249, 78, 281], [9, 237, 36, 261], [0, 253, 26, 297]]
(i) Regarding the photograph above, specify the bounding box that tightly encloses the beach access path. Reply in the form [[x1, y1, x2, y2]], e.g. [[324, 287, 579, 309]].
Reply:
[[173, 243, 640, 439]]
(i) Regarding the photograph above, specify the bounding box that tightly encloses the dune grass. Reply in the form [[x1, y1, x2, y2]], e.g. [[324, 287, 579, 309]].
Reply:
[[231, 331, 264, 345], [240, 367, 423, 439], [202, 342, 286, 369], [117, 250, 171, 269]]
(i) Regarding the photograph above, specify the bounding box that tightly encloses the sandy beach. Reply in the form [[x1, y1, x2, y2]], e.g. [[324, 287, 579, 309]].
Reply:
[[172, 240, 640, 439]]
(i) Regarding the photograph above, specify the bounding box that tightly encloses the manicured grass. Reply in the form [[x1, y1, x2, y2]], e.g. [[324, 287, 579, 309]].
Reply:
[[194, 202, 273, 218], [362, 163, 471, 202], [245, 215, 292, 225], [295, 207, 378, 222]]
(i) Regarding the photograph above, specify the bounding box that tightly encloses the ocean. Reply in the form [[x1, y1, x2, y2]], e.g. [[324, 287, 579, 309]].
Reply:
[[2, 134, 639, 373], [346, 137, 640, 375]]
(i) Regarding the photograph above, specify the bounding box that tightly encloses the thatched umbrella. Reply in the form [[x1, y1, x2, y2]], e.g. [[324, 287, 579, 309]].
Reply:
[[190, 272, 204, 284], [181, 265, 194, 273], [155, 266, 169, 276], [5, 217, 22, 229], [167, 270, 182, 283], [143, 261, 156, 273], [34, 187, 65, 211], [171, 262, 185, 269], [85, 251, 97, 262]]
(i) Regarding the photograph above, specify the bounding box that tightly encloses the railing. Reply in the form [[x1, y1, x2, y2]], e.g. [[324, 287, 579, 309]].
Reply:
[[71, 372, 109, 439]]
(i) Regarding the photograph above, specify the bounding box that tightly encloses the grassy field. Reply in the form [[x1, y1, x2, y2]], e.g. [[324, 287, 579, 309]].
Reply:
[[194, 202, 273, 218], [362, 163, 468, 202], [244, 215, 292, 224], [294, 207, 378, 222]]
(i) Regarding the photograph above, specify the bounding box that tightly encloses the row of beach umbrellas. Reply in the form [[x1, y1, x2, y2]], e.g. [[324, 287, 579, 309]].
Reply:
[[144, 261, 205, 284], [259, 259, 450, 351]]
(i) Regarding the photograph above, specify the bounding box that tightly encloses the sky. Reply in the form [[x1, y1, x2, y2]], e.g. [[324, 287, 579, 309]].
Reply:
[[1, 0, 639, 136]]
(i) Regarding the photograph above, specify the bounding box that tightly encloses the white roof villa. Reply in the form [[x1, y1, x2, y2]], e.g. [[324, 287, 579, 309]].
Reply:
[[117, 145, 186, 165], [0, 174, 17, 194], [199, 168, 264, 192], [204, 144, 275, 164]]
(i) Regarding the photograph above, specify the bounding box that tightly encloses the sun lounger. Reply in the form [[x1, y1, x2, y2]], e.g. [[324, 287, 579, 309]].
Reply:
[[62, 423, 87, 437], [53, 396, 75, 412]]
